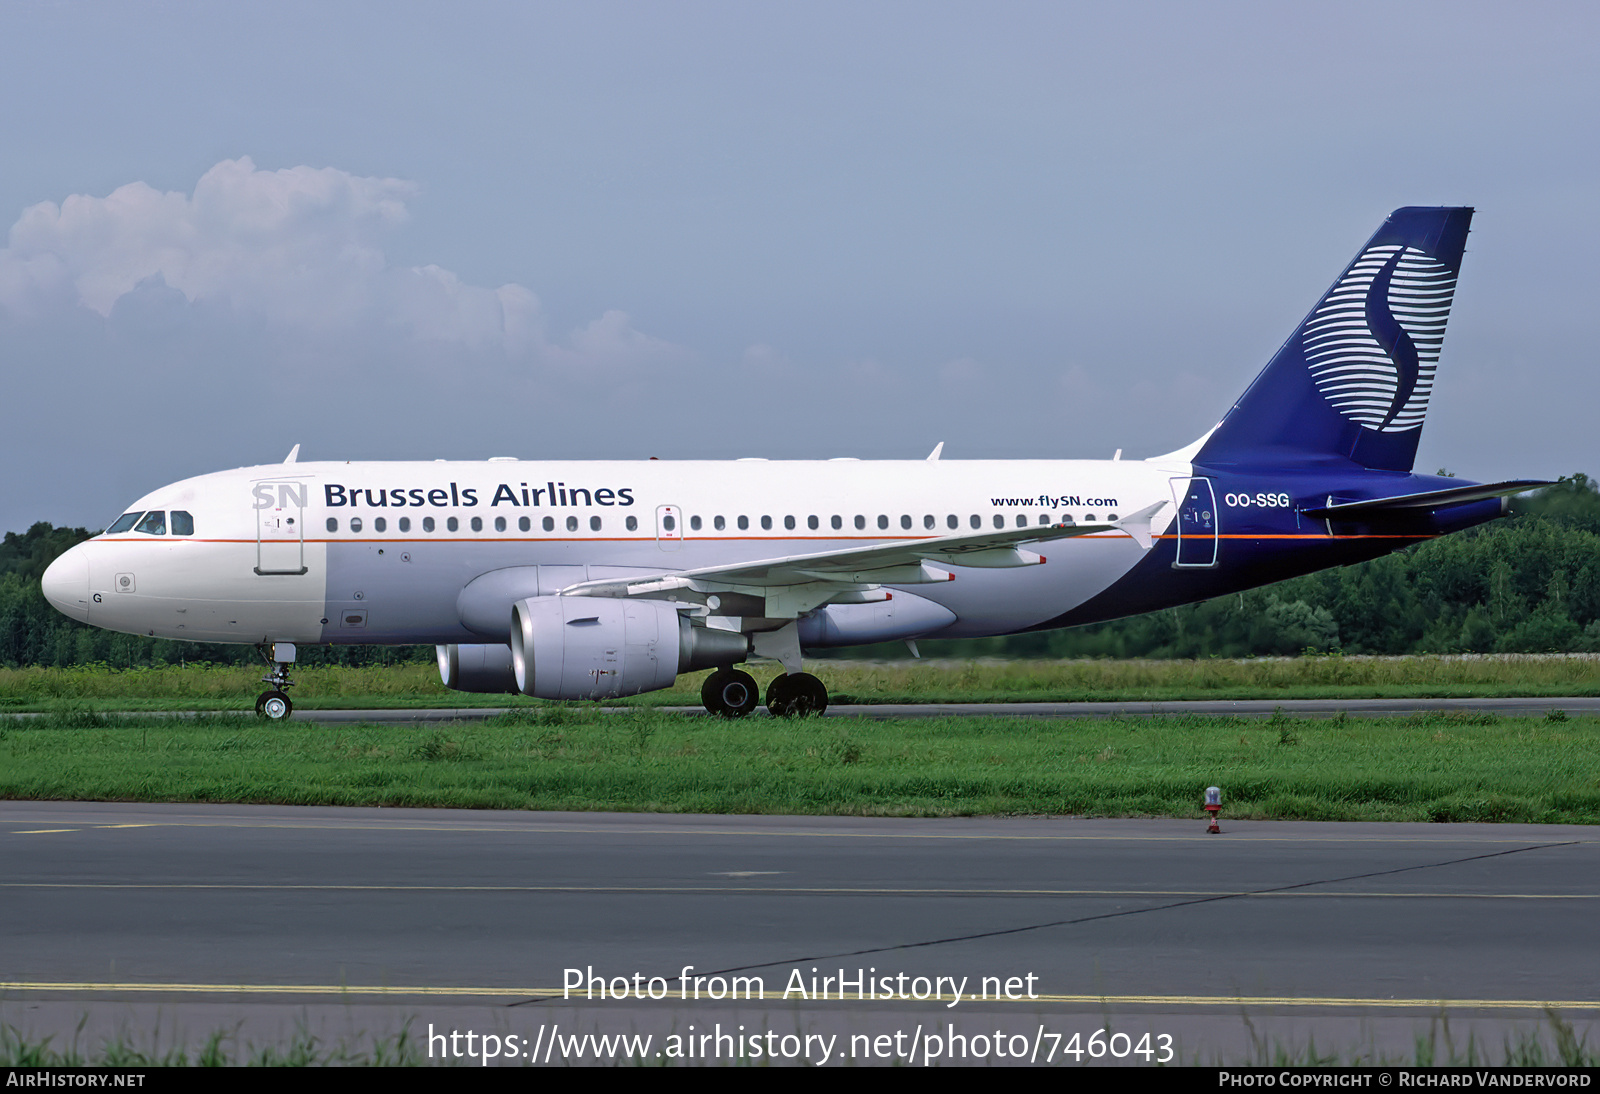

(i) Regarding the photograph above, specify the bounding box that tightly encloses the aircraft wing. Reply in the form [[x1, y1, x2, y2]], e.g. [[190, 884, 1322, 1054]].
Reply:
[[560, 501, 1165, 618]]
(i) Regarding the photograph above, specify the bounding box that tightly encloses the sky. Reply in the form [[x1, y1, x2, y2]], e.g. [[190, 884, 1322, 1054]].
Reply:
[[2, 1, 1596, 534]]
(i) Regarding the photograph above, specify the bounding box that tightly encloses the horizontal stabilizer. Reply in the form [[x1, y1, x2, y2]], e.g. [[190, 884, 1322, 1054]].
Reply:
[[1300, 479, 1556, 518]]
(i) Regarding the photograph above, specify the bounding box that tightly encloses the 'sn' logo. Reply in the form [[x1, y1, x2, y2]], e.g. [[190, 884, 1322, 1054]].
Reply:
[[253, 483, 307, 510], [1302, 244, 1457, 433]]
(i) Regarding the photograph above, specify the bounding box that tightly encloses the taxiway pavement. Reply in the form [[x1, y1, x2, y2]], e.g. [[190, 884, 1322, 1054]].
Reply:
[[3, 802, 1597, 1064]]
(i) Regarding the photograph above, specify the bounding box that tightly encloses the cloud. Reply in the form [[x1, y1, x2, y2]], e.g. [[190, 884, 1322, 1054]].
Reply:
[[2, 158, 409, 321], [556, 310, 696, 381], [0, 157, 691, 375]]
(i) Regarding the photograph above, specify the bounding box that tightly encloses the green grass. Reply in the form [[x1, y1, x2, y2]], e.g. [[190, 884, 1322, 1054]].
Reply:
[[4, 1010, 1594, 1066], [3, 654, 1600, 713], [4, 706, 1599, 821], [1221, 1010, 1600, 1067], [0, 1018, 423, 1066]]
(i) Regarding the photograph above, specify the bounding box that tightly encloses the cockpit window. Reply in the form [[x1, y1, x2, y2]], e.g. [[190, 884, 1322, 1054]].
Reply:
[[106, 512, 143, 534], [170, 511, 195, 536], [134, 511, 167, 535]]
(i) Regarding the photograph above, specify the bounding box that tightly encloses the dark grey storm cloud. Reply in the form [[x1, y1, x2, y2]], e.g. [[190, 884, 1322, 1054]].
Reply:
[[0, 1, 1595, 533]]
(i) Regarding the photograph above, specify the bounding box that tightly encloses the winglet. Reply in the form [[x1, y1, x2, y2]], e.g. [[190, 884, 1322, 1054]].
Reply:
[[283, 444, 301, 464], [926, 442, 944, 461], [1113, 500, 1167, 550]]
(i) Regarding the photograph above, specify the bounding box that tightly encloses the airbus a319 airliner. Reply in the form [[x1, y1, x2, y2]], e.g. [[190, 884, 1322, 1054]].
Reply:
[[42, 207, 1547, 718]]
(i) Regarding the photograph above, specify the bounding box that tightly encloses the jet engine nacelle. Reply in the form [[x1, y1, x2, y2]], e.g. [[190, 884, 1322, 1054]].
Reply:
[[436, 642, 520, 693], [510, 596, 748, 700]]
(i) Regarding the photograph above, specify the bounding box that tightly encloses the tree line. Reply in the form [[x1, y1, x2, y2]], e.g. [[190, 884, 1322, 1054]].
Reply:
[[5, 475, 1600, 667], [896, 474, 1600, 659]]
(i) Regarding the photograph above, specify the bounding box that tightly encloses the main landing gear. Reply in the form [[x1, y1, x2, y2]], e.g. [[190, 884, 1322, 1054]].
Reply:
[[701, 668, 759, 718], [255, 641, 297, 721], [766, 672, 828, 717], [699, 668, 830, 717]]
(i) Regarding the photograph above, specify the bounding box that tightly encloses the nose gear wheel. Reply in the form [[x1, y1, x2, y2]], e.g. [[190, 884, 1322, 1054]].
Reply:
[[255, 690, 293, 720]]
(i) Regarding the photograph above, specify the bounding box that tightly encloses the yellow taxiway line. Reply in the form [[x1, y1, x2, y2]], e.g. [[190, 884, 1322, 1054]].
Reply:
[[3, 982, 1598, 1011]]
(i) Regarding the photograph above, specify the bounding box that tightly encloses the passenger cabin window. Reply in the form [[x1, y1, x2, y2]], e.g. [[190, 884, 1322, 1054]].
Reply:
[[901, 515, 912, 530], [589, 516, 601, 531], [690, 515, 702, 531], [566, 515, 579, 532], [924, 515, 935, 530], [1016, 515, 1027, 528], [626, 516, 638, 531], [761, 515, 772, 531], [518, 516, 530, 532], [447, 517, 459, 532], [399, 517, 412, 532], [107, 512, 143, 534], [664, 515, 676, 532], [854, 515, 865, 530], [948, 515, 958, 529], [471, 516, 483, 532], [737, 516, 748, 531], [877, 515, 889, 530], [784, 515, 795, 530], [831, 515, 842, 530], [134, 511, 166, 535], [1039, 514, 1051, 525], [374, 517, 387, 532], [542, 516, 554, 532], [170, 511, 194, 536], [970, 515, 981, 529], [494, 516, 505, 532], [423, 517, 435, 532], [714, 516, 725, 531], [808, 515, 819, 530], [350, 517, 363, 533], [326, 518, 339, 533], [993, 514, 1004, 529]]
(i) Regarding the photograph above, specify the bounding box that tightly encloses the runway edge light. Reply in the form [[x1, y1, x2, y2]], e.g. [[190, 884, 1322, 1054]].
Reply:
[[1204, 786, 1222, 834]]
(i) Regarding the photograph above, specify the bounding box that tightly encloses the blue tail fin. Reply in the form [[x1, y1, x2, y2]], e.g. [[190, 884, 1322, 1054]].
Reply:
[[1198, 207, 1473, 472]]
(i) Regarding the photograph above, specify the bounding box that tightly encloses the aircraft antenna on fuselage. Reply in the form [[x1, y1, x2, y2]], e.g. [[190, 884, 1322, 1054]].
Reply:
[[926, 442, 944, 461], [283, 444, 300, 464]]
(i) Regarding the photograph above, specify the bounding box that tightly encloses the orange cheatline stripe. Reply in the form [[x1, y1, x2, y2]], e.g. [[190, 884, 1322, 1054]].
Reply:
[[92, 530, 1442, 547]]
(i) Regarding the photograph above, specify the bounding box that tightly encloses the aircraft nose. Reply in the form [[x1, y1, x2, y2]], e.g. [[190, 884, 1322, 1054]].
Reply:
[[41, 545, 91, 623]]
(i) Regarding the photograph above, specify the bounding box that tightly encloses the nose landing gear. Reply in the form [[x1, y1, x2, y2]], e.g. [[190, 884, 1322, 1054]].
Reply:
[[255, 642, 298, 721], [256, 689, 293, 719]]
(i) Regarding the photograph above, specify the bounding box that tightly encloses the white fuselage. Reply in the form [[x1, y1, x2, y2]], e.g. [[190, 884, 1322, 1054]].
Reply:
[[45, 456, 1190, 649]]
